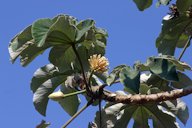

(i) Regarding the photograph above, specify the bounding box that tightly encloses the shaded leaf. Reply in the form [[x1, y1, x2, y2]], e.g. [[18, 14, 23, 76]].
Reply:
[[58, 84, 81, 116], [120, 66, 140, 94], [76, 19, 95, 41], [31, 64, 73, 92], [156, 15, 191, 55], [161, 99, 189, 125], [106, 65, 126, 85], [146, 74, 172, 91], [33, 75, 67, 116], [133, 0, 152, 11], [31, 64, 72, 116], [171, 72, 192, 89], [49, 46, 76, 72], [147, 57, 179, 81], [114, 106, 137, 128], [155, 55, 191, 71], [145, 105, 179, 128], [133, 107, 149, 128], [134, 61, 150, 71], [36, 120, 50, 128], [176, 0, 192, 12], [176, 34, 189, 48]]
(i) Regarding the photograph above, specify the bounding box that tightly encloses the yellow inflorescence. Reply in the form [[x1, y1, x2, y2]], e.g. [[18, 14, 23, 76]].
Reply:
[[88, 54, 109, 73]]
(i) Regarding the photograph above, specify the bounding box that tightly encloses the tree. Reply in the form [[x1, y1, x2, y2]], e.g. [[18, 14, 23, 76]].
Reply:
[[8, 0, 192, 128]]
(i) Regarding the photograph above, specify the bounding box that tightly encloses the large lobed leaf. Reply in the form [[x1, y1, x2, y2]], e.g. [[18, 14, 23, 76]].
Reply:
[[31, 64, 73, 116], [156, 14, 192, 55], [9, 14, 107, 69]]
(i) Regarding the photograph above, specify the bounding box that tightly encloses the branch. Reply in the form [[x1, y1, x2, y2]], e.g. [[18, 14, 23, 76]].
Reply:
[[102, 86, 192, 104]]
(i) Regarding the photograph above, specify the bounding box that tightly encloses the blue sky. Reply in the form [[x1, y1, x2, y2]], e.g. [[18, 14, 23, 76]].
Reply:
[[1, 0, 192, 128]]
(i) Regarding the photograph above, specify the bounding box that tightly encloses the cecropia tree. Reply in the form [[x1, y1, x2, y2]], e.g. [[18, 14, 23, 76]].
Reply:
[[9, 0, 192, 128]]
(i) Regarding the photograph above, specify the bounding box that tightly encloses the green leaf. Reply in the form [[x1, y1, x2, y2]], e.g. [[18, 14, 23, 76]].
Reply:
[[114, 106, 137, 128], [9, 39, 50, 66], [8, 26, 51, 66], [156, 15, 191, 55], [176, 34, 189, 48], [36, 120, 50, 128], [76, 19, 95, 41], [32, 19, 55, 47], [33, 75, 66, 116], [120, 66, 140, 94], [133, 107, 149, 128], [161, 99, 189, 125], [155, 55, 191, 71], [93, 71, 109, 83], [106, 65, 126, 85], [94, 92, 137, 128], [139, 83, 151, 94], [156, 0, 171, 7], [147, 57, 179, 81], [31, 64, 71, 116], [48, 15, 77, 44], [134, 61, 150, 71], [49, 46, 76, 72], [146, 74, 172, 91], [32, 15, 77, 47], [9, 26, 32, 52], [9, 14, 108, 67], [144, 104, 179, 128], [94, 103, 126, 128], [176, 0, 192, 12], [171, 72, 192, 89], [31, 64, 61, 93], [133, 0, 152, 11], [58, 84, 81, 116]]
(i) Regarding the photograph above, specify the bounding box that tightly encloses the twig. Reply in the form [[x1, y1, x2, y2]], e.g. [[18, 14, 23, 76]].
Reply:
[[71, 44, 91, 93], [99, 99, 102, 128], [178, 35, 192, 61], [62, 90, 86, 98], [62, 99, 93, 128], [88, 70, 94, 87]]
